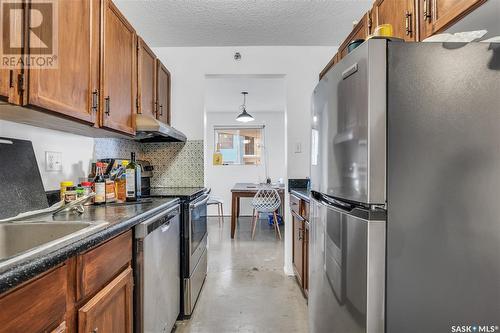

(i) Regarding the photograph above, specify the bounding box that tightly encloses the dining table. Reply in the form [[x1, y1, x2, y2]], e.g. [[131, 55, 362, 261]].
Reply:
[[230, 182, 285, 239]]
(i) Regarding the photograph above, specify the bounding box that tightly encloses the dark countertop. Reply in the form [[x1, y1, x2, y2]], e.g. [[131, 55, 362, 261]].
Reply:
[[290, 188, 310, 202], [0, 197, 179, 294]]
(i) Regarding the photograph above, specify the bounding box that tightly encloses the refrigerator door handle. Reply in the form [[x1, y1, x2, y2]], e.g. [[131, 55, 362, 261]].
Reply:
[[311, 191, 356, 214]]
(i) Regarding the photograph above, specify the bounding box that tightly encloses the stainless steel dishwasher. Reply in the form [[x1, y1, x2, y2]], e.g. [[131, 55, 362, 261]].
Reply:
[[135, 203, 181, 333]]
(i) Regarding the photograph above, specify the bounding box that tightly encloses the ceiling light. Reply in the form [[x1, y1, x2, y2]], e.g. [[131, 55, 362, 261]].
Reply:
[[236, 91, 254, 122]]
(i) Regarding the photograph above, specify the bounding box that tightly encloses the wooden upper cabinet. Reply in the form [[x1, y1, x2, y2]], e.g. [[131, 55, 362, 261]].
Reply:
[[0, 70, 11, 99], [319, 53, 339, 80], [137, 37, 157, 118], [27, 0, 99, 125], [373, 0, 417, 41], [78, 267, 133, 333], [156, 60, 171, 125], [338, 13, 370, 59], [419, 0, 486, 39], [101, 0, 137, 135]]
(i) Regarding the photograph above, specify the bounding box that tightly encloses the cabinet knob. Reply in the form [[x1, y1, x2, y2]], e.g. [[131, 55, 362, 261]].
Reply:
[[92, 328, 98, 333]]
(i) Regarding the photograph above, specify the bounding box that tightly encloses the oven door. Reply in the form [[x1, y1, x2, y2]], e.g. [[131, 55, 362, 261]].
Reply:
[[188, 193, 209, 274]]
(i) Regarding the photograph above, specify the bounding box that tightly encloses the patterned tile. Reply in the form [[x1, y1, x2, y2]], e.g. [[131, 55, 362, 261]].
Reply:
[[94, 138, 143, 160], [142, 140, 204, 187], [94, 138, 204, 187]]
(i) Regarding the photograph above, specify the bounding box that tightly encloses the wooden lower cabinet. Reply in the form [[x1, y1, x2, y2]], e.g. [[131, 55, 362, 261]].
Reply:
[[291, 194, 310, 297], [303, 223, 309, 296], [0, 265, 67, 333], [0, 231, 133, 333], [292, 211, 304, 287], [78, 267, 133, 333]]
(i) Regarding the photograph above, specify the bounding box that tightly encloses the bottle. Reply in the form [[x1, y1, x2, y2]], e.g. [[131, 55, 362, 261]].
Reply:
[[94, 162, 106, 205], [126, 152, 138, 202], [60, 181, 74, 201], [76, 184, 85, 198], [64, 186, 77, 203], [213, 143, 223, 165]]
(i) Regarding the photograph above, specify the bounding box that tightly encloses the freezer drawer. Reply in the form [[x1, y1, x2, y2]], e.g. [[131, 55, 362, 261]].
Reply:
[[309, 193, 386, 333]]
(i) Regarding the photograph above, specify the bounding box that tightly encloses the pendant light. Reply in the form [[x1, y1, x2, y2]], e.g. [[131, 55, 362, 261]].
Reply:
[[236, 91, 254, 122]]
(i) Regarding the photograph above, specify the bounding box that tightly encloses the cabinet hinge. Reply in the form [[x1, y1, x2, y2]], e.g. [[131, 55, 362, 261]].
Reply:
[[136, 97, 139, 110]]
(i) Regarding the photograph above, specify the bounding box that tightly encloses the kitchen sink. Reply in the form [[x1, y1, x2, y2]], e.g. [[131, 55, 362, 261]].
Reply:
[[0, 221, 108, 271]]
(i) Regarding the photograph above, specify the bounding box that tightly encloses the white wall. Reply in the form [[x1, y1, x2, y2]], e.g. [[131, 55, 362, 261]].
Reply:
[[154, 46, 337, 275], [205, 111, 286, 216], [153, 46, 336, 178], [0, 120, 94, 191]]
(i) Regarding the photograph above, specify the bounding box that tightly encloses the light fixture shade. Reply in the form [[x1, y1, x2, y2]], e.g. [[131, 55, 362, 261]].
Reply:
[[236, 91, 254, 122], [236, 108, 254, 122]]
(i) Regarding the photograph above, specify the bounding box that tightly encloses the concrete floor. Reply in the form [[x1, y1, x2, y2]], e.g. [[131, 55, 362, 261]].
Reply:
[[175, 216, 308, 333]]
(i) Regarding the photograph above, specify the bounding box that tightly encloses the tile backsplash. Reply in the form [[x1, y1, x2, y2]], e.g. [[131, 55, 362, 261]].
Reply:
[[94, 139, 204, 187]]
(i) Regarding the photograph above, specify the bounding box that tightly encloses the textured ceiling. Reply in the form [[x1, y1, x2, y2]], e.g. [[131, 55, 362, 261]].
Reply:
[[114, 0, 372, 47]]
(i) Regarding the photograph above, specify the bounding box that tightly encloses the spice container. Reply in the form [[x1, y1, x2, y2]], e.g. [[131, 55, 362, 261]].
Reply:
[[105, 177, 116, 203], [64, 186, 77, 203], [81, 181, 94, 205], [60, 181, 74, 201], [76, 184, 85, 198]]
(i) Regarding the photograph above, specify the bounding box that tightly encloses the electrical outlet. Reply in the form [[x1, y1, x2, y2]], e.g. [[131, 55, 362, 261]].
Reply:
[[294, 142, 302, 153], [45, 151, 62, 172]]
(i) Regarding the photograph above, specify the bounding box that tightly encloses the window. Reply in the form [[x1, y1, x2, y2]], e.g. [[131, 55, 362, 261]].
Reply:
[[214, 126, 264, 165]]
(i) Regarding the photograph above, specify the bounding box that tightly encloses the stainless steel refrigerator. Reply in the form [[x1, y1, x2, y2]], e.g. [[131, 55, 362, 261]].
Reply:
[[309, 39, 500, 333]]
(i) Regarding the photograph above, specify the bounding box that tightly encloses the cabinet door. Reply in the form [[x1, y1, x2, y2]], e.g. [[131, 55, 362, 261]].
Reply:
[[419, 0, 486, 39], [137, 37, 156, 118], [101, 0, 136, 135], [338, 13, 369, 59], [304, 223, 309, 296], [292, 212, 304, 286], [156, 60, 171, 125], [319, 53, 338, 80], [28, 0, 99, 124], [373, 0, 417, 41], [0, 70, 11, 99], [0, 265, 67, 333], [78, 267, 133, 333]]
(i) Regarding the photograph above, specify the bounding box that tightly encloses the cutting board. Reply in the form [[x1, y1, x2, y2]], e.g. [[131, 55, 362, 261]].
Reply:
[[0, 137, 49, 219]]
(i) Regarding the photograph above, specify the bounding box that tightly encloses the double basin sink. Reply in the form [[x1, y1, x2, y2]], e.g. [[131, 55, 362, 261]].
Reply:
[[0, 220, 108, 272]]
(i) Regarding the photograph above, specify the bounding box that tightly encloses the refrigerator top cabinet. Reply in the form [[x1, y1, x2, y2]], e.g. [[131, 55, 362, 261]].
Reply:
[[311, 39, 387, 205]]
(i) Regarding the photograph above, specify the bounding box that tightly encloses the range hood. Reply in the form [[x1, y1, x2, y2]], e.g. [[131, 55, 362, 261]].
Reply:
[[135, 114, 187, 143]]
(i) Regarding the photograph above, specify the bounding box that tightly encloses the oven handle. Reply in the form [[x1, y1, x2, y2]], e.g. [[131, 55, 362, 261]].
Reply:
[[190, 195, 209, 210]]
